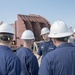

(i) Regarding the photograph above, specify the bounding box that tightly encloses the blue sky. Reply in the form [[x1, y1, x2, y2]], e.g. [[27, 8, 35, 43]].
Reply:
[[0, 0, 75, 29]]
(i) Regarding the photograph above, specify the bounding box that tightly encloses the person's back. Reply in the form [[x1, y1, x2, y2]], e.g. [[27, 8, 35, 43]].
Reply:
[[16, 30, 39, 75], [39, 43, 75, 75], [39, 20, 75, 75], [0, 45, 21, 75], [16, 47, 39, 75], [0, 23, 21, 75]]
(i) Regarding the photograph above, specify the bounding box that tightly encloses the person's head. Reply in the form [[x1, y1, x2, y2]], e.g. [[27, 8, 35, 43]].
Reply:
[[21, 30, 35, 48], [0, 23, 14, 46], [40, 27, 50, 41], [48, 20, 73, 47]]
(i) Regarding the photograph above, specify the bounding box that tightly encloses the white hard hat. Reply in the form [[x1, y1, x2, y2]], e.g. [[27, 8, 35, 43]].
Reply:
[[73, 28, 75, 33], [0, 23, 14, 34], [48, 20, 73, 38], [40, 27, 50, 35], [21, 30, 35, 40]]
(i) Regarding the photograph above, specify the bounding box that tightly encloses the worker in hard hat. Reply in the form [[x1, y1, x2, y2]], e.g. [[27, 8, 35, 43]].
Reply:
[[39, 20, 75, 75], [72, 28, 75, 46], [16, 30, 39, 75], [38, 27, 56, 60], [0, 23, 21, 75]]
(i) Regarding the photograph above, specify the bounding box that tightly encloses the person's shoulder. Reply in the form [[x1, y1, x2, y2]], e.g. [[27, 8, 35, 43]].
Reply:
[[39, 41, 45, 46], [44, 49, 58, 60], [6, 50, 20, 63], [16, 47, 29, 56], [17, 47, 27, 53], [46, 50, 55, 57], [8, 55, 21, 66]]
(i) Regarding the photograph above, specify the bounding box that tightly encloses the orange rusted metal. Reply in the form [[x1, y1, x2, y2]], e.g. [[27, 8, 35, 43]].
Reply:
[[12, 14, 51, 49]]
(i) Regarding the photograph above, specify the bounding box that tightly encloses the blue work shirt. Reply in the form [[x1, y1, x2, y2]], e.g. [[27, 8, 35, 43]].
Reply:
[[0, 45, 21, 75], [16, 47, 39, 75], [39, 43, 75, 75], [38, 40, 56, 58]]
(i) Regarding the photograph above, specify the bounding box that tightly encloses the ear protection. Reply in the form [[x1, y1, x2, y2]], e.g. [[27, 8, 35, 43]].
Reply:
[[0, 36, 13, 41]]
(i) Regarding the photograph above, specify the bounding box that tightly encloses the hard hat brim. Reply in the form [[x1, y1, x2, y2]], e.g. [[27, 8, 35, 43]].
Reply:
[[21, 37, 35, 40], [40, 32, 49, 35], [0, 31, 14, 35], [48, 32, 73, 38]]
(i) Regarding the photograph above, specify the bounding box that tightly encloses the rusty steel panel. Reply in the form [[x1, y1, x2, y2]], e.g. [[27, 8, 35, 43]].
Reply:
[[31, 22, 41, 41], [24, 21, 33, 31], [16, 15, 26, 47], [13, 14, 51, 48]]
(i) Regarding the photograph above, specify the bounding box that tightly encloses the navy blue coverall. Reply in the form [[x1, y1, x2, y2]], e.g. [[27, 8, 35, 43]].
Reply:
[[39, 43, 75, 75], [38, 40, 56, 59], [0, 45, 21, 75], [16, 47, 39, 75]]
